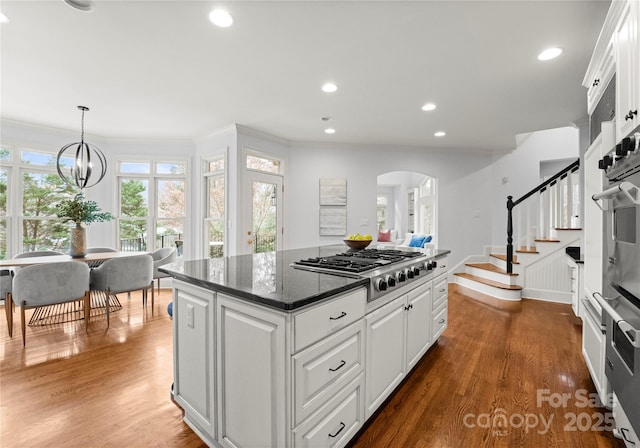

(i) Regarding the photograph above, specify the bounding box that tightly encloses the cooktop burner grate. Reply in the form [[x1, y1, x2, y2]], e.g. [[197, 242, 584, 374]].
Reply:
[[293, 248, 424, 273]]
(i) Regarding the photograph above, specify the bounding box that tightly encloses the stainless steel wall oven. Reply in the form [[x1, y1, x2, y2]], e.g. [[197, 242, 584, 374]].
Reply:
[[593, 127, 640, 439]]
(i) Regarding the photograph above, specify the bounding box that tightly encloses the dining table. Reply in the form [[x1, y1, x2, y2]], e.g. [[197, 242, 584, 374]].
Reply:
[[1, 251, 148, 326]]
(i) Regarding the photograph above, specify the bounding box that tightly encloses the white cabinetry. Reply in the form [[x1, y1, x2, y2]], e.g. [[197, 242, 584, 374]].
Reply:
[[567, 258, 583, 318], [216, 294, 287, 448], [173, 281, 216, 440], [365, 280, 432, 418], [615, 0, 639, 139], [587, 40, 616, 115]]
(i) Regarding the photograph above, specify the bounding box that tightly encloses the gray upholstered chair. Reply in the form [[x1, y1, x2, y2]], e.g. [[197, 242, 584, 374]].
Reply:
[[151, 247, 176, 294], [86, 247, 118, 268], [1, 269, 12, 303], [5, 262, 91, 346], [14, 250, 64, 259], [90, 254, 154, 326]]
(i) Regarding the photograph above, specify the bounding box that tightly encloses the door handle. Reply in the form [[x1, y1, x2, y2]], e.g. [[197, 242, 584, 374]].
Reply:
[[247, 239, 253, 245]]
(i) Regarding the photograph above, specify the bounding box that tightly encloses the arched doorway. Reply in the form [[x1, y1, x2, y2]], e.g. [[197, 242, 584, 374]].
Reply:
[[377, 171, 437, 242]]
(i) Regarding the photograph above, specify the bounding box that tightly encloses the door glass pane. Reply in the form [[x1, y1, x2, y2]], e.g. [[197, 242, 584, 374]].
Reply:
[[157, 180, 185, 217], [252, 181, 277, 253], [207, 176, 224, 258], [0, 219, 6, 259], [156, 218, 184, 251]]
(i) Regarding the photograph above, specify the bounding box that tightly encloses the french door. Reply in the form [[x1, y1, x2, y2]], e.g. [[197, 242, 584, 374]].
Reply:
[[245, 171, 283, 254]]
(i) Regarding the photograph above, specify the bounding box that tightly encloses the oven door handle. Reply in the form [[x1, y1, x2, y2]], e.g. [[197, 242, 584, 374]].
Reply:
[[592, 181, 640, 209], [593, 292, 640, 348]]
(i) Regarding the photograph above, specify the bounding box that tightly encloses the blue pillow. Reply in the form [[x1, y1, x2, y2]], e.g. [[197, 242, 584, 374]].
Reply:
[[408, 235, 427, 248], [423, 235, 433, 244]]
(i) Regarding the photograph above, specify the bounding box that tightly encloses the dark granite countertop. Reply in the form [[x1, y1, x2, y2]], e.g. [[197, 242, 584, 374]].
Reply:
[[160, 245, 450, 312], [566, 246, 583, 264]]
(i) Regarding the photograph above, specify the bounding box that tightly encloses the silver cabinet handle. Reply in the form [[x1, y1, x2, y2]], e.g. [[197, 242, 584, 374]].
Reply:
[[593, 292, 640, 348]]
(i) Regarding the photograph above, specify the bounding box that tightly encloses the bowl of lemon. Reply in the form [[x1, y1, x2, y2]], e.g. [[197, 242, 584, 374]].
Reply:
[[343, 233, 373, 250]]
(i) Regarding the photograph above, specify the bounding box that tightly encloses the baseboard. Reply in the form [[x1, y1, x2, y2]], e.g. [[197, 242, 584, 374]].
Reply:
[[521, 288, 572, 304]]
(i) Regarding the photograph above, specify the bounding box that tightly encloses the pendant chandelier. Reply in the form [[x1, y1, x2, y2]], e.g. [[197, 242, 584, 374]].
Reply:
[[56, 106, 107, 189]]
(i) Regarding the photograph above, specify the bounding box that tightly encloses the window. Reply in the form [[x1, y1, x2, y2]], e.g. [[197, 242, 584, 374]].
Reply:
[[0, 147, 10, 259], [246, 152, 282, 174], [377, 194, 389, 230], [116, 159, 187, 255], [417, 177, 436, 237], [204, 155, 225, 258]]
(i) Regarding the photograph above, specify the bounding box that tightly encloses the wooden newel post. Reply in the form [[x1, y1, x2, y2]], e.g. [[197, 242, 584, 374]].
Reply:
[[506, 195, 514, 274]]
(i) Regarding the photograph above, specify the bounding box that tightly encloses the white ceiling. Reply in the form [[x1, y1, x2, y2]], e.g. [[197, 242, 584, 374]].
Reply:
[[0, 0, 611, 152]]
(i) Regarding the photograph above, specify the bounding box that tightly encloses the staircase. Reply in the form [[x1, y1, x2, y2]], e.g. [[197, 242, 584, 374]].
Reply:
[[454, 160, 581, 302]]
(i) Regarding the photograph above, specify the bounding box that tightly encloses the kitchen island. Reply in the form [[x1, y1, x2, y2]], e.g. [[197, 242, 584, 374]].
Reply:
[[160, 245, 449, 448]]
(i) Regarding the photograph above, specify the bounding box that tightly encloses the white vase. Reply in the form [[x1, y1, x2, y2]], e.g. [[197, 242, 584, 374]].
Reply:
[[70, 224, 87, 258]]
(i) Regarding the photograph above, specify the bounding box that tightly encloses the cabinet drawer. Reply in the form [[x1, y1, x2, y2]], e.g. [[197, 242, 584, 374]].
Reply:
[[433, 277, 448, 310], [294, 288, 366, 352], [293, 320, 365, 425], [433, 304, 447, 340], [293, 374, 365, 448], [433, 255, 448, 279], [613, 394, 640, 448]]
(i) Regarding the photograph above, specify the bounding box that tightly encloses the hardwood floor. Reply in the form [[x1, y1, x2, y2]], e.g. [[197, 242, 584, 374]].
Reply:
[[0, 286, 624, 447]]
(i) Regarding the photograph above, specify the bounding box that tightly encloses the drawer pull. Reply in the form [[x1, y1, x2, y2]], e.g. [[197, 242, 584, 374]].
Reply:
[[329, 360, 346, 372], [620, 428, 636, 444], [328, 422, 346, 438], [329, 311, 347, 321], [439, 288, 446, 293], [438, 319, 445, 324]]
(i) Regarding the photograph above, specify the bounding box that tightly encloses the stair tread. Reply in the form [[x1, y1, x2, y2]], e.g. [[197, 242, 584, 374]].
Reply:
[[516, 248, 539, 254], [454, 273, 523, 290], [490, 253, 520, 264], [466, 263, 519, 276], [534, 238, 560, 243]]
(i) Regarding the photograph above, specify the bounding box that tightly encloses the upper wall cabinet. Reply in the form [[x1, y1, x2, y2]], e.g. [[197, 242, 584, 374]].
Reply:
[[614, 0, 639, 139], [585, 0, 640, 142], [586, 39, 615, 115]]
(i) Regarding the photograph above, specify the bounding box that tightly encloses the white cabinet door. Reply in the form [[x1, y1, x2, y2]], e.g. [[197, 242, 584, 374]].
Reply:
[[615, 0, 639, 140], [216, 294, 287, 448], [405, 282, 432, 371], [364, 296, 406, 418], [173, 281, 216, 439]]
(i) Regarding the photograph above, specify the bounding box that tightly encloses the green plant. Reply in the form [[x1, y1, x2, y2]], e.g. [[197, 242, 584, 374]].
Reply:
[[55, 193, 112, 226]]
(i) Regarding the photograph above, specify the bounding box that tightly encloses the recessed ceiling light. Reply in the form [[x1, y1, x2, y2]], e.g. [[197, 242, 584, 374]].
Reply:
[[209, 9, 233, 27], [63, 0, 95, 12], [538, 47, 563, 61], [434, 131, 446, 137], [324, 128, 336, 134], [322, 83, 338, 93], [421, 103, 436, 111], [0, 13, 9, 23]]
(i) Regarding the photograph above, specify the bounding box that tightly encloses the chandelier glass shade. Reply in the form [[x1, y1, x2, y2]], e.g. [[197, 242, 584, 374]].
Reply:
[[56, 106, 107, 189]]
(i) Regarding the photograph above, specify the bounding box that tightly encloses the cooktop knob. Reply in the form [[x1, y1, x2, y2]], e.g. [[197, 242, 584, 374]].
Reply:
[[405, 268, 414, 279], [374, 278, 388, 292], [397, 271, 406, 282], [412, 266, 420, 276], [424, 261, 433, 271], [385, 274, 397, 287]]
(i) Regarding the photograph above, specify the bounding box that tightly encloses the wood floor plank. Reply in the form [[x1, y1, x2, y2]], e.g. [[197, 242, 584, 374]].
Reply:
[[1, 286, 625, 447]]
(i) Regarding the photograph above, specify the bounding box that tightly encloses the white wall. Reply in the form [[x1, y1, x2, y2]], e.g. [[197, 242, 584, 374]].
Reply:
[[2, 118, 579, 272], [489, 126, 580, 245], [287, 143, 494, 269]]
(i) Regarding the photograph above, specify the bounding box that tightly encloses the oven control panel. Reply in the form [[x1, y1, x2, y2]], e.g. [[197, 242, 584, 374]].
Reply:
[[600, 132, 640, 179]]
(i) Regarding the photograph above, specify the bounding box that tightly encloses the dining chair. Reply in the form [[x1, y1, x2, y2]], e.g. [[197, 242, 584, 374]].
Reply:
[[6, 261, 91, 346], [1, 270, 12, 304], [14, 250, 65, 258], [90, 254, 154, 326], [86, 247, 118, 268], [151, 247, 176, 294]]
